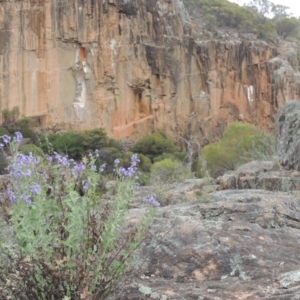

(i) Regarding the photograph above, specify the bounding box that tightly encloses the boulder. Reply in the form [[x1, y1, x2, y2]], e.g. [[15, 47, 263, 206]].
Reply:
[[277, 100, 300, 171], [217, 160, 300, 192], [115, 189, 300, 299]]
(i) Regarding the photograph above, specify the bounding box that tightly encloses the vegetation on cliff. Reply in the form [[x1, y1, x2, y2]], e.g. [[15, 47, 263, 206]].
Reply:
[[186, 0, 300, 40]]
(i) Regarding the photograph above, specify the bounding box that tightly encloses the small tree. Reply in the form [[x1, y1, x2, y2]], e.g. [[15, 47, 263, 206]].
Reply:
[[276, 17, 299, 39], [272, 4, 291, 20], [246, 0, 273, 23]]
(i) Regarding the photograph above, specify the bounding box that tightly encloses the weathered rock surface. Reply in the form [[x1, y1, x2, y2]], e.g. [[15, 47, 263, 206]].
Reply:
[[116, 189, 300, 299], [1, 0, 300, 143], [277, 100, 300, 171], [217, 160, 300, 192]]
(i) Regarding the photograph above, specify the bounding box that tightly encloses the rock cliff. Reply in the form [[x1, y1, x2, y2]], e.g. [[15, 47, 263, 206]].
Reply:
[[1, 0, 300, 144]]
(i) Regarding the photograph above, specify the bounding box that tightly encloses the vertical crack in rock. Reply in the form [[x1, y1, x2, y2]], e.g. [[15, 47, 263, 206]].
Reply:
[[72, 46, 92, 123]]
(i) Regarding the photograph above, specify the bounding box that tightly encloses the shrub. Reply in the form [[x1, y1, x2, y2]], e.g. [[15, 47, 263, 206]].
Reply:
[[137, 154, 152, 172], [202, 122, 277, 178], [275, 17, 299, 39], [137, 172, 151, 186], [97, 147, 123, 174], [1, 106, 19, 126], [257, 22, 275, 39], [132, 132, 178, 162], [38, 132, 85, 160], [202, 142, 235, 178], [81, 128, 121, 151], [121, 153, 152, 173], [150, 158, 194, 206], [186, 0, 257, 28], [151, 158, 194, 184], [0, 127, 9, 136], [0, 132, 156, 300], [21, 144, 44, 158], [152, 152, 179, 163]]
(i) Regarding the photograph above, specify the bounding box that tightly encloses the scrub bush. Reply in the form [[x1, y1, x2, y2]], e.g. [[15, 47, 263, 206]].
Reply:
[[202, 122, 277, 178], [21, 144, 44, 158], [38, 132, 85, 160], [131, 132, 179, 162], [151, 158, 193, 184]]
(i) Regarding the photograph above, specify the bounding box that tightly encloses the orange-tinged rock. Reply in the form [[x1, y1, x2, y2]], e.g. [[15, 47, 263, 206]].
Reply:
[[0, 0, 299, 145]]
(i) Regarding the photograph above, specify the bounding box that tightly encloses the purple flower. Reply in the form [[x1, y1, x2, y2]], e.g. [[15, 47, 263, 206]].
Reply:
[[24, 169, 32, 177], [30, 182, 41, 195], [1, 135, 11, 144], [132, 182, 140, 189], [13, 132, 23, 143], [114, 159, 120, 166], [46, 155, 53, 163], [74, 163, 85, 172], [0, 143, 4, 149], [118, 157, 138, 177], [7, 189, 16, 203], [72, 163, 85, 179], [131, 154, 139, 167], [61, 156, 70, 167], [21, 195, 31, 204], [16, 154, 26, 165], [95, 149, 100, 158], [144, 195, 160, 207], [82, 180, 90, 191], [99, 164, 106, 173], [53, 152, 63, 164]]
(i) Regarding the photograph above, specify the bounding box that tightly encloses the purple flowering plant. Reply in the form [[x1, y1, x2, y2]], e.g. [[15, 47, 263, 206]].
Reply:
[[0, 135, 156, 299]]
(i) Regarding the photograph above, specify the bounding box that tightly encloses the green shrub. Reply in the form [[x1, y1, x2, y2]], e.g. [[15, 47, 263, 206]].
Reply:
[[275, 17, 299, 38], [202, 122, 277, 178], [1, 106, 19, 126], [151, 158, 193, 184], [257, 22, 275, 39], [132, 132, 178, 162], [137, 154, 152, 172], [38, 132, 84, 160], [0, 127, 8, 136], [137, 172, 151, 186], [97, 147, 123, 174], [186, 0, 257, 28], [222, 122, 261, 147], [204, 14, 217, 30], [152, 152, 179, 163], [1, 107, 36, 140], [202, 142, 235, 178], [81, 128, 121, 151], [21, 144, 44, 158]]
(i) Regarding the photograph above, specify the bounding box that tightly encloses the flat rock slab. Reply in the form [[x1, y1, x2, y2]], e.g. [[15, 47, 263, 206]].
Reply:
[[114, 189, 300, 299]]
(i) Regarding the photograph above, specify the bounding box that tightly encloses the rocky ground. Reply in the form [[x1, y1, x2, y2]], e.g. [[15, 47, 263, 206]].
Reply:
[[110, 160, 300, 299]]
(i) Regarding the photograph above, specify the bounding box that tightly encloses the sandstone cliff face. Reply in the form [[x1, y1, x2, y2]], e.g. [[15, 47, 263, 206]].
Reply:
[[0, 0, 299, 145]]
